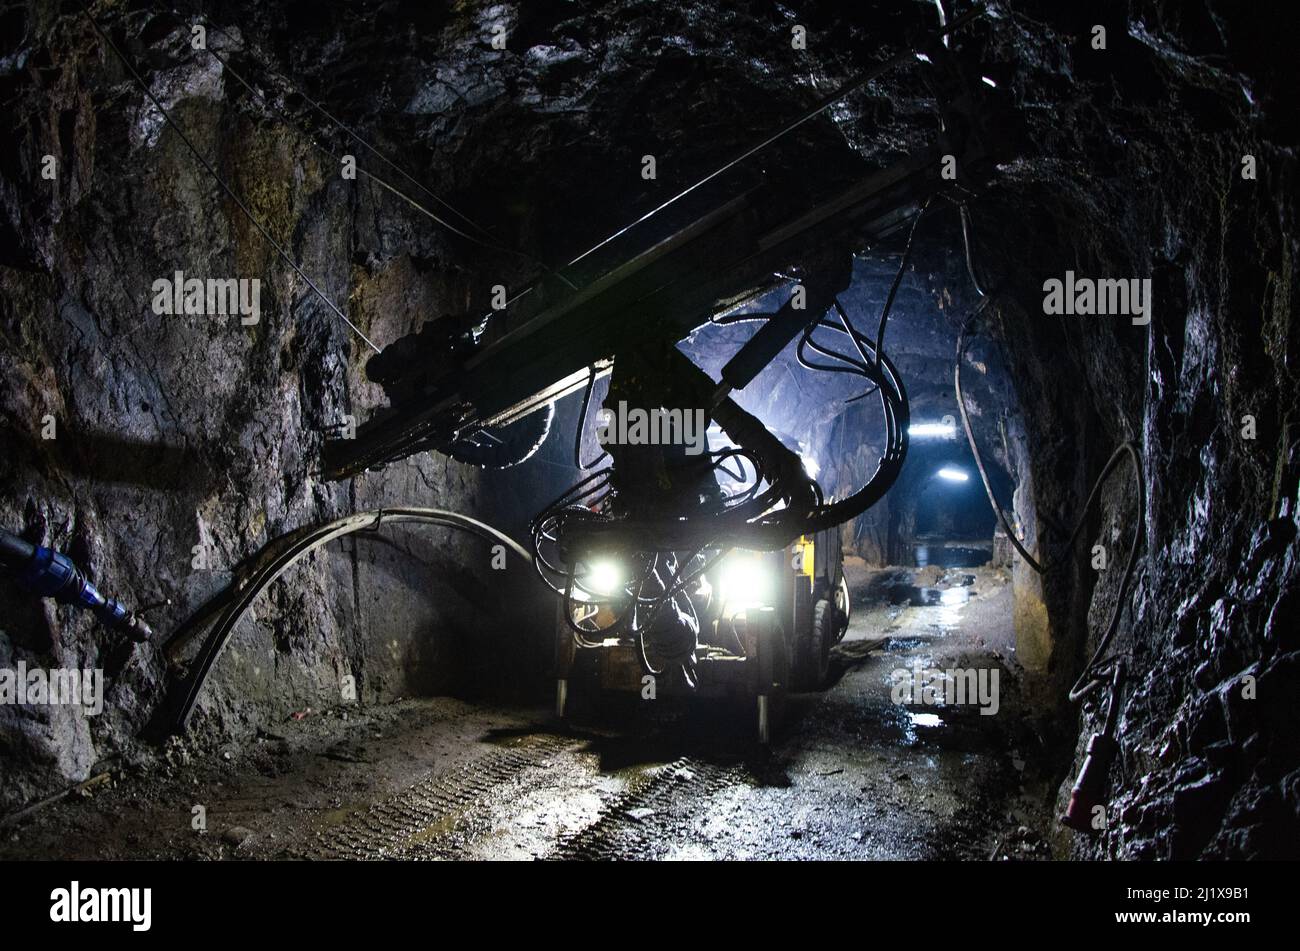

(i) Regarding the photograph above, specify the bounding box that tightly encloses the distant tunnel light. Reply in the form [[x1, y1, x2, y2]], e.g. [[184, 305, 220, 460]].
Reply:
[[910, 421, 957, 439], [936, 467, 970, 483]]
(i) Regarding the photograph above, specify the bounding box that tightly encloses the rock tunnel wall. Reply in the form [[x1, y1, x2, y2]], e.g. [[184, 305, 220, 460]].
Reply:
[[968, 3, 1300, 858], [0, 1, 565, 811]]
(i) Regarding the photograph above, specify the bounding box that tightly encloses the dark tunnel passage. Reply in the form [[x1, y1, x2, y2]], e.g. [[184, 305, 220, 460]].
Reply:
[[0, 0, 1298, 887]]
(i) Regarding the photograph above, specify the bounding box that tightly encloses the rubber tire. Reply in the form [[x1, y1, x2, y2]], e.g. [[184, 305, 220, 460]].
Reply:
[[792, 593, 834, 691], [833, 574, 851, 642], [805, 599, 834, 690]]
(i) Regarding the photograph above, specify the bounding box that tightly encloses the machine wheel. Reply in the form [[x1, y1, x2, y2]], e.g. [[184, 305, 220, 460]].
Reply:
[[833, 573, 851, 642], [794, 598, 835, 691], [793, 597, 835, 691]]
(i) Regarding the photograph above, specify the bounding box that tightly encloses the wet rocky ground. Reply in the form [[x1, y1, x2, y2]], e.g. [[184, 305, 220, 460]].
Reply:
[[0, 564, 1055, 860]]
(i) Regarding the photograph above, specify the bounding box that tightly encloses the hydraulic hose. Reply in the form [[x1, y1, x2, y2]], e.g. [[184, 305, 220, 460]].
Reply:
[[952, 199, 1147, 704], [955, 313, 1042, 571], [164, 508, 534, 732], [955, 317, 1145, 701]]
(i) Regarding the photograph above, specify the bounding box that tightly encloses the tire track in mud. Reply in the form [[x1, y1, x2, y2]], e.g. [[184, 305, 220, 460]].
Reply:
[[297, 735, 575, 859], [552, 757, 752, 861]]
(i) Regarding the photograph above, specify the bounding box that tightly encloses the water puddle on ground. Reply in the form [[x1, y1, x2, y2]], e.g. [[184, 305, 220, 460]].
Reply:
[[913, 544, 991, 568]]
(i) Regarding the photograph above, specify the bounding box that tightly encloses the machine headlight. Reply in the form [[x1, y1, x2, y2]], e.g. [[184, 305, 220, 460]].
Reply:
[[719, 554, 772, 610], [576, 558, 624, 600]]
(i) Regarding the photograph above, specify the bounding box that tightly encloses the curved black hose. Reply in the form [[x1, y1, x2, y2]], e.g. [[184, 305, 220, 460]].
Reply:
[[959, 202, 990, 298], [1065, 442, 1145, 701], [167, 508, 534, 730], [876, 198, 931, 359], [955, 310, 1043, 571], [0, 529, 34, 566]]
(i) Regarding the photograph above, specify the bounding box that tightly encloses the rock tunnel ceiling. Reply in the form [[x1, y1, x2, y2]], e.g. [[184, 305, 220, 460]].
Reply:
[[0, 0, 1297, 883]]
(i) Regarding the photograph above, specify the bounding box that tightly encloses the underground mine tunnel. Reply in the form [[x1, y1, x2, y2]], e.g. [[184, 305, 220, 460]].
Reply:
[[0, 0, 1297, 885]]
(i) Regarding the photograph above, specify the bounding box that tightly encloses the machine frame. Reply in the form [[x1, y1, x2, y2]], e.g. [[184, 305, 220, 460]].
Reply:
[[553, 526, 850, 742]]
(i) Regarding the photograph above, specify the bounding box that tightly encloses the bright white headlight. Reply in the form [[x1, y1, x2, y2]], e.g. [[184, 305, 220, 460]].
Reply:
[[719, 555, 772, 609], [578, 558, 624, 599]]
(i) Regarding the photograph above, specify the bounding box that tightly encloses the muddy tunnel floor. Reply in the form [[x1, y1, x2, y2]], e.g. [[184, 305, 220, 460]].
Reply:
[[0, 568, 1053, 861]]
